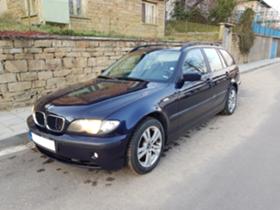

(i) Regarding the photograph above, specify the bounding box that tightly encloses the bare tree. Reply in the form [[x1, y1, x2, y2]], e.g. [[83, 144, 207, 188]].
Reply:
[[179, 0, 206, 10], [190, 0, 206, 10]]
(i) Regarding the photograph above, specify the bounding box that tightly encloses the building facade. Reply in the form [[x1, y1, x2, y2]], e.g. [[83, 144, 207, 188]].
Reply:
[[0, 0, 165, 38], [234, 0, 280, 28], [235, 0, 271, 13]]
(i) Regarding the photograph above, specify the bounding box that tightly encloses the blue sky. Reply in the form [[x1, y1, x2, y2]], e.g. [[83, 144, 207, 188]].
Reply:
[[266, 0, 280, 12]]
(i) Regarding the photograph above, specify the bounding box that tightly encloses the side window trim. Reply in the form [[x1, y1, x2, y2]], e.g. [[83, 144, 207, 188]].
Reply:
[[219, 49, 235, 67], [201, 48, 211, 73], [219, 49, 229, 67], [216, 49, 227, 69]]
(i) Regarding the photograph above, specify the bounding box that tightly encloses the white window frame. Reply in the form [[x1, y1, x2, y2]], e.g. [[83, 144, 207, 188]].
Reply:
[[69, 0, 84, 17], [142, 1, 157, 25], [25, 0, 37, 16]]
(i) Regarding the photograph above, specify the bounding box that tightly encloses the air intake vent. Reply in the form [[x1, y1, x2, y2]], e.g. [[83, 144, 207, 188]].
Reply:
[[34, 112, 45, 127], [46, 115, 65, 132]]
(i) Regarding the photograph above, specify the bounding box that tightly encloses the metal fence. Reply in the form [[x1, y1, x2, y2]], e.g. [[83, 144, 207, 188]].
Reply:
[[232, 10, 280, 38]]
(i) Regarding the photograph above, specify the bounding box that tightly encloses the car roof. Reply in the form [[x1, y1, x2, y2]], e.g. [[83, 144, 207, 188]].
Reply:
[[130, 42, 223, 53]]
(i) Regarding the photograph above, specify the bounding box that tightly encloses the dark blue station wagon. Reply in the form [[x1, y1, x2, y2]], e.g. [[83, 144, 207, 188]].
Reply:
[[27, 43, 240, 174]]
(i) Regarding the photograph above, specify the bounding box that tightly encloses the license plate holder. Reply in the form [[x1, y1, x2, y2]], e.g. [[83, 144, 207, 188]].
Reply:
[[31, 132, 56, 152]]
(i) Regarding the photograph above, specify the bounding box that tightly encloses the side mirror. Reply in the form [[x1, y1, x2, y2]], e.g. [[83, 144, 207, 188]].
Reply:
[[183, 73, 202, 82]]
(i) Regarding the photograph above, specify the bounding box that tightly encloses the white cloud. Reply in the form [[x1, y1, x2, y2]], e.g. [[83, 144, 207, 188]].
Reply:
[[265, 0, 280, 12]]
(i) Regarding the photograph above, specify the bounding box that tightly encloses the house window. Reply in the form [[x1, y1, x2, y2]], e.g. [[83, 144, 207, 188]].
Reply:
[[142, 1, 157, 24], [69, 0, 82, 16], [25, 0, 37, 16]]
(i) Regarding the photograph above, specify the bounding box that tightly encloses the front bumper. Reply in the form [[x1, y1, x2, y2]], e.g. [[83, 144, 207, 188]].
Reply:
[[27, 116, 129, 170]]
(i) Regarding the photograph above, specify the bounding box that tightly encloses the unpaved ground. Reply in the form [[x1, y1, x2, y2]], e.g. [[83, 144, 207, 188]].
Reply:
[[1, 64, 280, 210]]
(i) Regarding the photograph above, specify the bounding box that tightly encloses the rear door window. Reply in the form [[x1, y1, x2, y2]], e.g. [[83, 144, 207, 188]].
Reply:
[[220, 49, 235, 66], [204, 48, 223, 72]]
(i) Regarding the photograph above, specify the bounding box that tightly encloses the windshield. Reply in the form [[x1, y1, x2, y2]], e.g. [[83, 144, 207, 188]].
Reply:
[[103, 50, 180, 82]]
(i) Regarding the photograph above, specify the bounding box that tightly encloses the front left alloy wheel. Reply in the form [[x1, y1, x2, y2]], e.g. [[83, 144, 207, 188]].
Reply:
[[127, 118, 165, 175], [222, 85, 238, 115]]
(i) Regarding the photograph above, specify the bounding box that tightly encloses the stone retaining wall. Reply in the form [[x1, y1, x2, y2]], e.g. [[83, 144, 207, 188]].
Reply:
[[0, 36, 181, 110], [230, 35, 273, 64]]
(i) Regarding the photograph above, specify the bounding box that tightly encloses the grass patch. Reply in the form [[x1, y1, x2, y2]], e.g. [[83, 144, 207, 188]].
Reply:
[[165, 20, 220, 41], [164, 32, 220, 42], [0, 12, 139, 39], [0, 13, 29, 31], [0, 13, 220, 41], [166, 20, 219, 34]]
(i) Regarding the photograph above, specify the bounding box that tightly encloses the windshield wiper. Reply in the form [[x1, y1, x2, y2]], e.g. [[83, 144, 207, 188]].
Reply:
[[97, 75, 115, 80], [186, 62, 202, 73], [98, 75, 147, 82], [115, 77, 147, 82]]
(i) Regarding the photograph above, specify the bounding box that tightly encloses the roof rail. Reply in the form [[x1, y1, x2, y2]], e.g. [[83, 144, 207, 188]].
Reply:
[[181, 42, 221, 50], [130, 42, 222, 53], [130, 44, 169, 52]]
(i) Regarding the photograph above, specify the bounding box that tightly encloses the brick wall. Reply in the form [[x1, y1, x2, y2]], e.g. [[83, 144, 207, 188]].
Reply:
[[80, 0, 166, 38], [0, 36, 181, 110], [229, 34, 273, 64], [6, 0, 25, 17]]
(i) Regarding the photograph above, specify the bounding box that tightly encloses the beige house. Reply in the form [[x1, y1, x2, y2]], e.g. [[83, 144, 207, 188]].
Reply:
[[235, 0, 271, 13], [234, 0, 280, 28], [0, 0, 165, 38]]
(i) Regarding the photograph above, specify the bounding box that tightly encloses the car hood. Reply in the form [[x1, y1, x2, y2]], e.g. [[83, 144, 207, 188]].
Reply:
[[35, 78, 166, 119]]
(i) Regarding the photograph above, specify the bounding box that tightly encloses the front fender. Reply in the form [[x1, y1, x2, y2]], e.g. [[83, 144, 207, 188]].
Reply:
[[107, 99, 170, 136]]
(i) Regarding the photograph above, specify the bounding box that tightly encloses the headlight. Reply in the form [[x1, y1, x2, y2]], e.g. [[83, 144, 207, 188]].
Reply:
[[67, 119, 120, 135]]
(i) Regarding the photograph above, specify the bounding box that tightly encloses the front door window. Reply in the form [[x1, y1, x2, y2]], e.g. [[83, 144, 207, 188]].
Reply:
[[182, 49, 207, 75]]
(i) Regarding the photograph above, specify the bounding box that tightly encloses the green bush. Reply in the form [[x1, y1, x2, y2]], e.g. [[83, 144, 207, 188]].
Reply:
[[188, 8, 207, 23], [209, 0, 236, 24], [237, 8, 255, 54], [172, 1, 207, 23], [172, 1, 188, 21]]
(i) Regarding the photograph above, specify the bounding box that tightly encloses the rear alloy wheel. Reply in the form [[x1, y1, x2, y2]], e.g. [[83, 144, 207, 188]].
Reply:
[[128, 118, 164, 175], [222, 86, 237, 115]]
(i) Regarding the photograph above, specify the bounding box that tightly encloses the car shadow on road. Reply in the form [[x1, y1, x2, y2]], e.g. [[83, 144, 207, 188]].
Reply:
[[1, 117, 220, 190]]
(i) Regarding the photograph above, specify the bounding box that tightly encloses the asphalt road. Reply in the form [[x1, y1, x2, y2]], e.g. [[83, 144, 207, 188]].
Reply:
[[1, 63, 280, 210]]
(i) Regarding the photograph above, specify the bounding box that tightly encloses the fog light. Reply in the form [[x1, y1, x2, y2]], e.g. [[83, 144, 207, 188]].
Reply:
[[91, 152, 99, 160]]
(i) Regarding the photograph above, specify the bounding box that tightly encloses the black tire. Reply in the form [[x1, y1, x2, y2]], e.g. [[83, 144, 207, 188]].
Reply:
[[127, 117, 165, 175], [221, 85, 238, 115]]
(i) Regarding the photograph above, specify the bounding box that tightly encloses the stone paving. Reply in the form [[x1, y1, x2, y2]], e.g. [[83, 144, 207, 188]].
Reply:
[[0, 107, 31, 141], [239, 58, 280, 73]]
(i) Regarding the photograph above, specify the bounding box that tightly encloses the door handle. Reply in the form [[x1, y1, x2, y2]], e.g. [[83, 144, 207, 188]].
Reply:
[[226, 71, 230, 79], [206, 78, 214, 86]]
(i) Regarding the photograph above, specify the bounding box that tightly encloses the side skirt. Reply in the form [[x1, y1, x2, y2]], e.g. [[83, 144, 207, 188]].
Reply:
[[166, 103, 225, 144]]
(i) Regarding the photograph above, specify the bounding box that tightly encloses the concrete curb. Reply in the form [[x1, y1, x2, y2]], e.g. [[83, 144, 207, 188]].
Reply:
[[1, 58, 280, 150], [0, 133, 29, 151], [239, 58, 280, 74]]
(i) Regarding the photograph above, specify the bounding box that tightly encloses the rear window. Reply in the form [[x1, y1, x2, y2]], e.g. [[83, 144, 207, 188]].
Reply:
[[204, 48, 223, 72], [220, 49, 235, 66]]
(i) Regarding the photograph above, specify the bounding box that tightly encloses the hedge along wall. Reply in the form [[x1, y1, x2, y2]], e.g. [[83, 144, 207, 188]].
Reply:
[[0, 36, 182, 110]]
